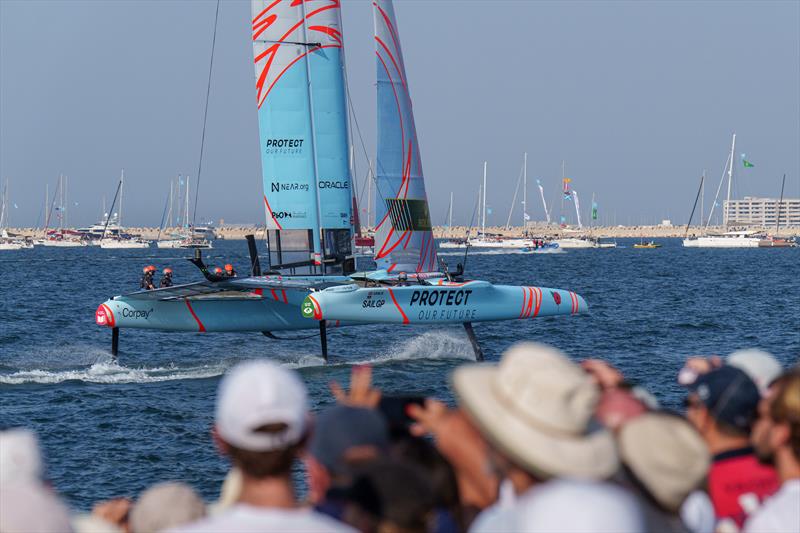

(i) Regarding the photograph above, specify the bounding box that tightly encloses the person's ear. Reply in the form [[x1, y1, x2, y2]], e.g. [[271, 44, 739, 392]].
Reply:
[[771, 422, 790, 449], [211, 426, 230, 456]]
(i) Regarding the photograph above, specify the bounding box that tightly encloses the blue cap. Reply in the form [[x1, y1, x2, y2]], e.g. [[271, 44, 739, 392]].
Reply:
[[309, 405, 389, 475], [688, 365, 760, 432]]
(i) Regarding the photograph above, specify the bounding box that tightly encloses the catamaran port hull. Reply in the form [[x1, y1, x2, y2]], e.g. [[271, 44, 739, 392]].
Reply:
[[97, 294, 326, 333]]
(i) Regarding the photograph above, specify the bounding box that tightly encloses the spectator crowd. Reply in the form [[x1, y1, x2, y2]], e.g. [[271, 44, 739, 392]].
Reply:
[[1, 344, 798, 532]]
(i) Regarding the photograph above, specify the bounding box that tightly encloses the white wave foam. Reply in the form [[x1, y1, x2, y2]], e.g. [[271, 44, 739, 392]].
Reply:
[[356, 330, 475, 365], [0, 360, 229, 385]]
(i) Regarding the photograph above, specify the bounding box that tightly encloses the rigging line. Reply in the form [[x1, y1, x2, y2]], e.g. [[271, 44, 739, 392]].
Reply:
[[191, 0, 220, 236], [460, 180, 482, 273], [505, 162, 524, 229], [255, 39, 321, 47]]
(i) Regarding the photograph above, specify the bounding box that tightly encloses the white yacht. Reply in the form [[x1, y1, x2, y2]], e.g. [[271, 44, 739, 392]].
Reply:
[[682, 230, 762, 248]]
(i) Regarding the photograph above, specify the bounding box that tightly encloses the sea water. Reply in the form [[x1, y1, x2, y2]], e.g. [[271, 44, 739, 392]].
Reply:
[[1, 239, 798, 508]]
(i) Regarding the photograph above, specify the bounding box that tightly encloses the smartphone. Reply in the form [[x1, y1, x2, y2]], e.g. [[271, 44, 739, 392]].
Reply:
[[378, 396, 426, 437]]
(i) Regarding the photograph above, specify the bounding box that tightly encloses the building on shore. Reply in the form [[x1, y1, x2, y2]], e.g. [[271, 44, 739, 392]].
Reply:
[[724, 197, 800, 227]]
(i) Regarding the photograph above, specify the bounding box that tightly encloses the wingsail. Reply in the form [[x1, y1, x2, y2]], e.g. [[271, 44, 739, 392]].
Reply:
[[252, 0, 352, 267], [372, 0, 438, 273]]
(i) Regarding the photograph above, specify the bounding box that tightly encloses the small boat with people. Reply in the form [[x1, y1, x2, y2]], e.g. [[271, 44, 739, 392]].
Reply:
[[633, 239, 661, 249]]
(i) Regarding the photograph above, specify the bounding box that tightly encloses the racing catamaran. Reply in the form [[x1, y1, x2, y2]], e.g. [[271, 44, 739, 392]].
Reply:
[[95, 0, 588, 361]]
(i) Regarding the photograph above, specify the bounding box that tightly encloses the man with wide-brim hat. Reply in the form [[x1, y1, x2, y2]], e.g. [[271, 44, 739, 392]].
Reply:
[[411, 342, 643, 532]]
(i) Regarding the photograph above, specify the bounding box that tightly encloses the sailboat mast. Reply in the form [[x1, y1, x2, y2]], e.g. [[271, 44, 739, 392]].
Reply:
[[448, 191, 453, 229], [482, 161, 487, 235], [725, 133, 736, 227], [700, 169, 705, 227], [185, 176, 190, 230], [300, 0, 324, 270], [775, 174, 786, 236], [522, 152, 527, 231], [367, 164, 372, 229], [120, 169, 125, 228]]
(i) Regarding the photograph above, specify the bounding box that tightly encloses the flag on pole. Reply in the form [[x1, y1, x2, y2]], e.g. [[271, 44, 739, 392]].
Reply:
[[524, 212, 530, 221], [564, 192, 573, 201], [742, 159, 754, 168], [591, 201, 598, 220]]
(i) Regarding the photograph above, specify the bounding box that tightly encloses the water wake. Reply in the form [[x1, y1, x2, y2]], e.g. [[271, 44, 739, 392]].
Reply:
[[0, 331, 474, 385], [0, 360, 229, 385]]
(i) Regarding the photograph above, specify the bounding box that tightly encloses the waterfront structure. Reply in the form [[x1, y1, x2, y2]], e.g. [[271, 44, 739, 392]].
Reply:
[[724, 197, 800, 227]]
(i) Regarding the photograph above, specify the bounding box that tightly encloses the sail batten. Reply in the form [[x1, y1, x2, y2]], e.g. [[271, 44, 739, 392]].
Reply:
[[373, 0, 438, 273]]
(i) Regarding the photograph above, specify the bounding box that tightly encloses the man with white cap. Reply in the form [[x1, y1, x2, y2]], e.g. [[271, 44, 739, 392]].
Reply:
[[174, 360, 352, 532], [411, 342, 643, 532]]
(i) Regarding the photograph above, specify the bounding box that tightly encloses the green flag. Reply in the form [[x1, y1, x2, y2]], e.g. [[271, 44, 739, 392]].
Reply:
[[743, 159, 754, 168]]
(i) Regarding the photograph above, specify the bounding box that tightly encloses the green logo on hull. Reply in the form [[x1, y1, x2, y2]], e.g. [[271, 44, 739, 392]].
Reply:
[[301, 298, 315, 318]]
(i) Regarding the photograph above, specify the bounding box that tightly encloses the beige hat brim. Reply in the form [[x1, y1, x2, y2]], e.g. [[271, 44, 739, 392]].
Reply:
[[453, 365, 618, 480]]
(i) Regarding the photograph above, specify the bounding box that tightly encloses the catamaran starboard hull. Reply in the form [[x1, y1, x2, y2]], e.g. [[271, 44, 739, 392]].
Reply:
[[302, 281, 587, 325]]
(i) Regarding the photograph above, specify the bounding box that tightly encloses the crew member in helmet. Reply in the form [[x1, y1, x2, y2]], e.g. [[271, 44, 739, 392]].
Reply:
[[213, 267, 224, 277], [140, 265, 156, 290], [224, 264, 237, 277], [160, 267, 174, 288]]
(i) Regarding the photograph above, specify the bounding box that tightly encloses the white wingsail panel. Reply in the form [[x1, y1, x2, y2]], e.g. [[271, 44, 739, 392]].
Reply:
[[372, 0, 438, 273]]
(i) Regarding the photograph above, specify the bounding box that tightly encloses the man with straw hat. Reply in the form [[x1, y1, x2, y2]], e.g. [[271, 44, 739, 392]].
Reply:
[[410, 342, 643, 532]]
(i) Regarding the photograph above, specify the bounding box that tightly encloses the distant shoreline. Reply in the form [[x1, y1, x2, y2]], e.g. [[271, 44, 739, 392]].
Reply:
[[8, 224, 799, 240]]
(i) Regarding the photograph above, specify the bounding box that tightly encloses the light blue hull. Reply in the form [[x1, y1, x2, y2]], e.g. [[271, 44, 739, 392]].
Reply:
[[98, 292, 314, 333], [304, 280, 587, 325]]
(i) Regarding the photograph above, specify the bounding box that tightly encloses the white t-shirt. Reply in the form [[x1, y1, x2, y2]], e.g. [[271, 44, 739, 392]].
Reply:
[[744, 479, 800, 533], [470, 479, 644, 533], [171, 503, 354, 532]]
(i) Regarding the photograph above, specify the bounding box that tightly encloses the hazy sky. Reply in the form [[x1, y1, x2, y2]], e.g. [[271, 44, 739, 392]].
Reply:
[[1, 0, 798, 228]]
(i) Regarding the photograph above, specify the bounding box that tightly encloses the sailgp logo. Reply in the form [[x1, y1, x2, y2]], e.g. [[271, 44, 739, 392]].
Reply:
[[265, 138, 304, 154]]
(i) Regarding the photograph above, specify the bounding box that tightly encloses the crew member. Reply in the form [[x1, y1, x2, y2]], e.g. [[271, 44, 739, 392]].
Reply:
[[160, 267, 173, 288], [140, 265, 156, 290], [224, 264, 237, 277], [213, 267, 224, 277]]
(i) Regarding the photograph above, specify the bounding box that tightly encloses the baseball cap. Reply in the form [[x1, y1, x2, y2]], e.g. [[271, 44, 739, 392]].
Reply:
[[309, 405, 389, 475], [726, 349, 782, 395], [216, 360, 309, 452], [687, 365, 760, 432]]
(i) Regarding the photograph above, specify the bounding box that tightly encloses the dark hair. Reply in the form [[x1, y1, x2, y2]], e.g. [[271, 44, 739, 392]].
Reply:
[[226, 423, 305, 479]]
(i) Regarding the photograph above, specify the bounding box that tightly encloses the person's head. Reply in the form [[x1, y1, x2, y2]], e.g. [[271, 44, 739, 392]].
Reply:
[[617, 412, 709, 513], [142, 266, 150, 274], [224, 264, 234, 273], [214, 360, 309, 481], [129, 482, 206, 533], [685, 365, 760, 442], [305, 405, 389, 504], [0, 483, 72, 533], [213, 267, 223, 275], [752, 370, 800, 469], [452, 343, 617, 492], [343, 459, 434, 533], [163, 268, 172, 276], [0, 428, 42, 484]]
